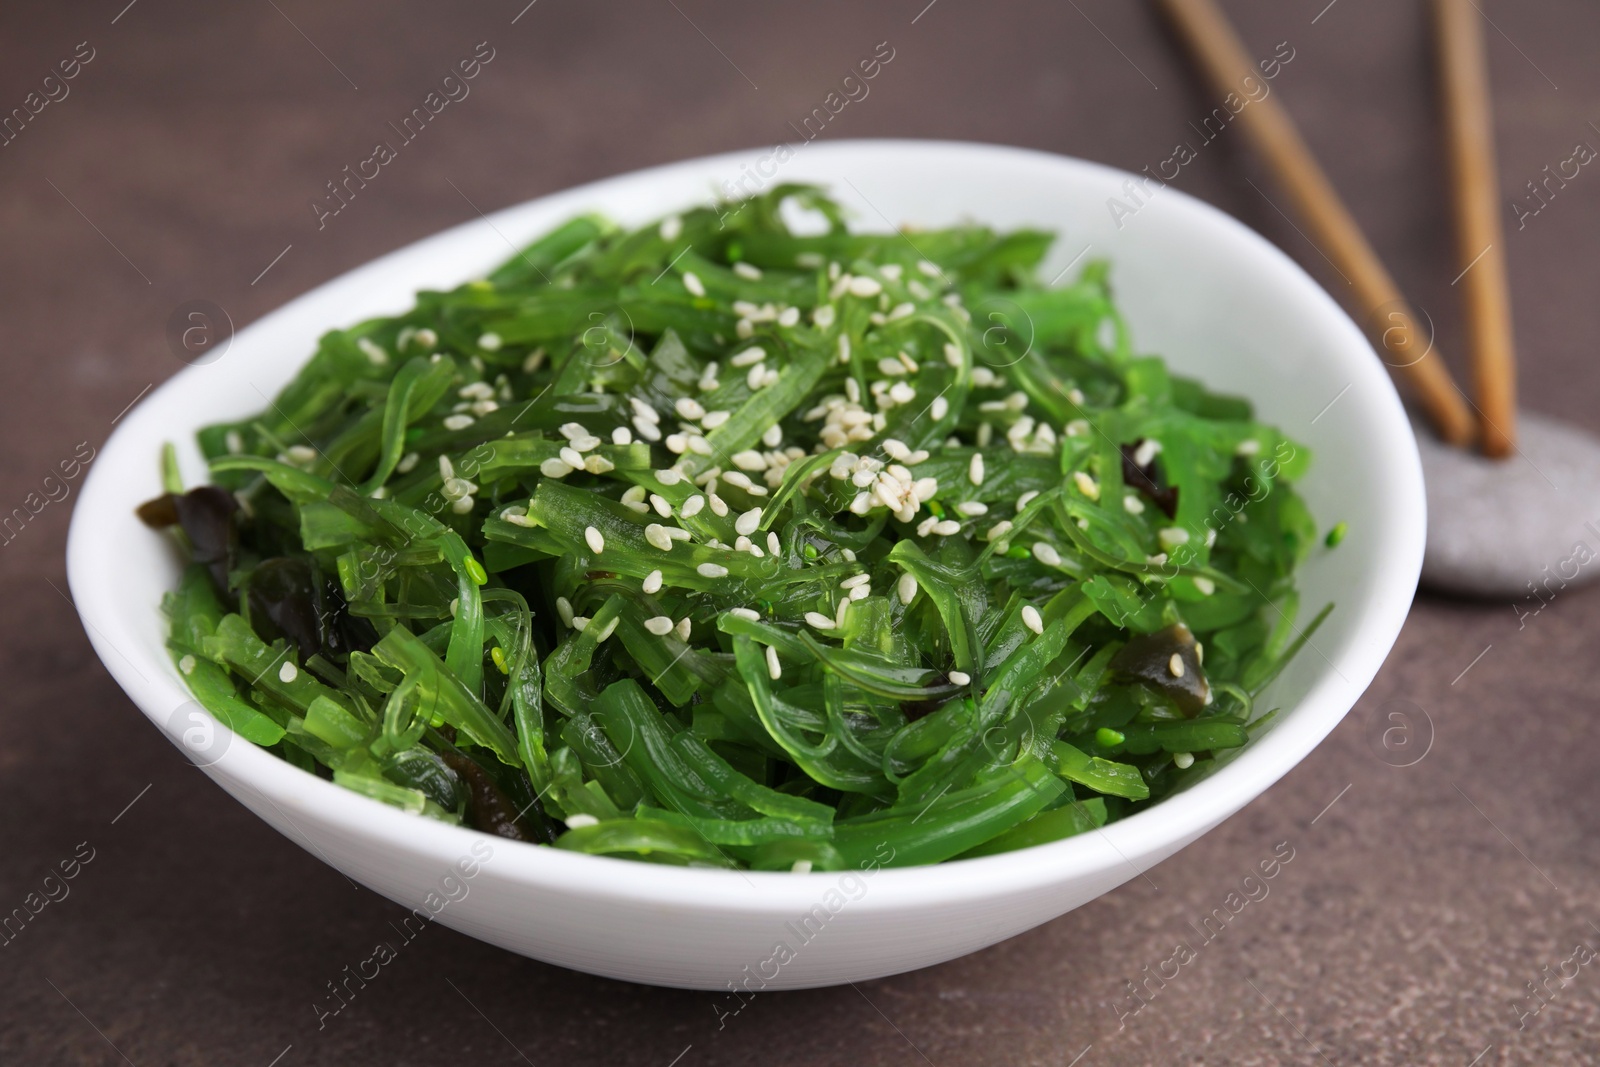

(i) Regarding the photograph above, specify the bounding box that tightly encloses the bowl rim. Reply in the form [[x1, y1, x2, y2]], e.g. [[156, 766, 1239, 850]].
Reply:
[[66, 137, 1423, 914]]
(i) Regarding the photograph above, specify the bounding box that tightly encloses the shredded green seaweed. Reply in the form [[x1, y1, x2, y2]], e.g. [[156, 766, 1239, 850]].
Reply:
[[145, 185, 1329, 870]]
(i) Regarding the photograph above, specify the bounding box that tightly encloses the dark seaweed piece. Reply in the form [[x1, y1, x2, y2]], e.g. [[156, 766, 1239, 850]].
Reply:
[[1109, 623, 1209, 715], [1121, 440, 1178, 518], [438, 751, 532, 841]]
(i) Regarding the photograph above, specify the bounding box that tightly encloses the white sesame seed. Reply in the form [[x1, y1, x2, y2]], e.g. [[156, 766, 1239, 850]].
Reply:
[[847, 275, 883, 297], [659, 215, 683, 241], [1124, 494, 1145, 515], [948, 670, 971, 685], [682, 271, 706, 298], [956, 500, 988, 517], [611, 426, 633, 446], [675, 617, 692, 640], [1236, 439, 1261, 456], [1168, 653, 1186, 678], [565, 813, 601, 829], [571, 616, 590, 632], [584, 526, 605, 553], [559, 446, 585, 469], [665, 526, 691, 542], [665, 433, 688, 454], [805, 611, 836, 630], [477, 332, 502, 352], [1158, 527, 1190, 551], [733, 261, 762, 280], [443, 414, 475, 431], [594, 616, 620, 642], [730, 607, 760, 621], [649, 494, 673, 518], [723, 471, 755, 491], [813, 304, 836, 328], [1021, 605, 1044, 635], [645, 616, 675, 636], [178, 654, 197, 675], [889, 302, 915, 321], [679, 495, 704, 518], [735, 508, 763, 536], [897, 572, 918, 605], [1032, 542, 1063, 567], [708, 493, 729, 517], [396, 451, 420, 474], [633, 417, 662, 442], [555, 596, 574, 627], [1073, 471, 1100, 500], [730, 346, 766, 368], [413, 327, 438, 350], [767, 531, 781, 557], [766, 645, 782, 680], [931, 396, 949, 421], [1174, 751, 1195, 769], [701, 410, 731, 430], [1194, 576, 1216, 596], [697, 562, 729, 578], [932, 519, 962, 536], [357, 337, 389, 365], [778, 306, 801, 327], [969, 453, 985, 486], [985, 519, 1014, 542], [675, 397, 706, 421], [645, 524, 674, 551], [540, 458, 574, 478], [279, 661, 298, 683], [636, 569, 663, 596], [1134, 439, 1162, 467]]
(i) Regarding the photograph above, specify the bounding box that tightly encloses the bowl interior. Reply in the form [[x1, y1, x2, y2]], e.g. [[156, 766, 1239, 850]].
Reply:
[[67, 140, 1421, 913]]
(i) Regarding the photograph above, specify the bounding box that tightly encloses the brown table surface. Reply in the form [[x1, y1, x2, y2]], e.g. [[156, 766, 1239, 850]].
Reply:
[[5, 0, 1599, 1063]]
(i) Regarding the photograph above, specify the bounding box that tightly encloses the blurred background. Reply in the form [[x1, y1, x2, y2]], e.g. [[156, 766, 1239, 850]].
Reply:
[[4, 1, 1598, 1063]]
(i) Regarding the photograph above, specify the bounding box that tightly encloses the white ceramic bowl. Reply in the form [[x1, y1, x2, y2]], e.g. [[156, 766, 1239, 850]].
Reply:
[[67, 140, 1423, 990]]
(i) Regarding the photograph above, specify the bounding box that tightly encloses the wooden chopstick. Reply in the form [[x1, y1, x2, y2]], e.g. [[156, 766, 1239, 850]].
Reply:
[[1154, 0, 1477, 448], [1435, 0, 1517, 456]]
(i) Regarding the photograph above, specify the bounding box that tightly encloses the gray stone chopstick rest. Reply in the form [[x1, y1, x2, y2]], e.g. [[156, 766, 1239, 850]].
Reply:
[[1418, 411, 1600, 598]]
